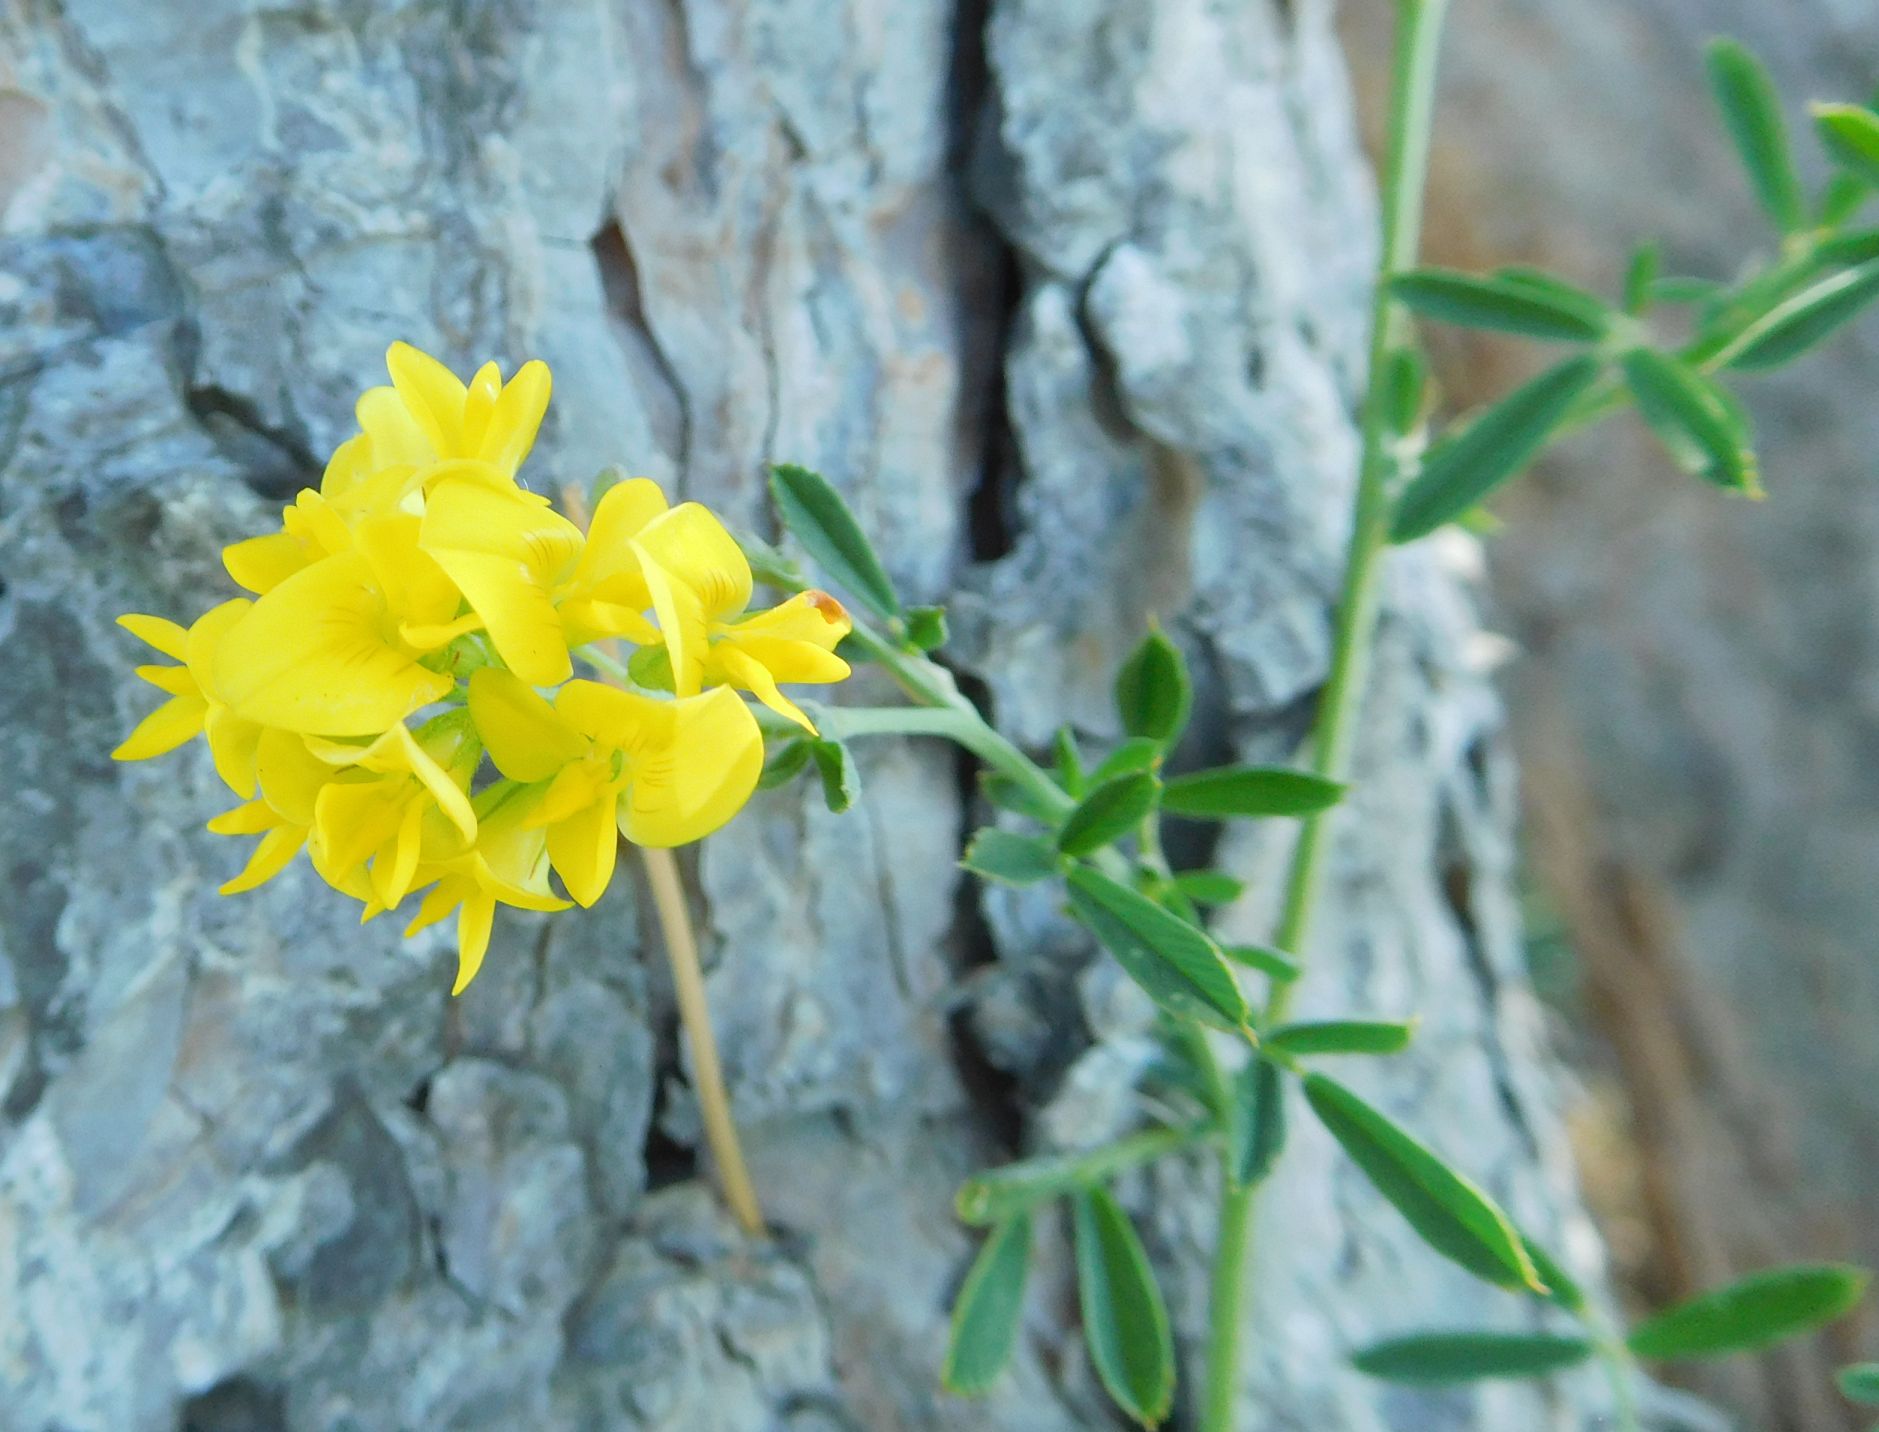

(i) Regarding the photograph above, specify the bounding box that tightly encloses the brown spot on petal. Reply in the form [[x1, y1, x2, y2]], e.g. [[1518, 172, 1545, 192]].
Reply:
[[805, 590, 848, 624]]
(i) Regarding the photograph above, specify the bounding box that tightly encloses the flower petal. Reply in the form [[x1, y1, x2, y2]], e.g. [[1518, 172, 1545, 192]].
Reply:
[[547, 788, 619, 908], [223, 532, 311, 594], [726, 590, 852, 649], [219, 824, 307, 895], [387, 341, 468, 457], [477, 360, 551, 474], [117, 613, 189, 660], [713, 644, 817, 734], [467, 667, 588, 782], [113, 693, 208, 760], [256, 728, 335, 826], [205, 705, 262, 799], [213, 552, 452, 735], [633, 502, 752, 621], [451, 890, 496, 995], [619, 686, 763, 847]]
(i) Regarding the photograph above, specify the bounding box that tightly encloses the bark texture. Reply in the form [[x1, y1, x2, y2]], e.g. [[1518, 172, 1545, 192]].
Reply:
[[3, 2, 1619, 1428], [1340, 3, 1879, 1428]]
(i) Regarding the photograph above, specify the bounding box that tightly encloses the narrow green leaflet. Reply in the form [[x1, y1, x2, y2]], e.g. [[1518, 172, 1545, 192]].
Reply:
[[1066, 866, 1250, 1031], [1625, 244, 1661, 315], [769, 463, 903, 620], [1230, 1057, 1286, 1187], [1114, 627, 1192, 745], [1822, 228, 1879, 266], [1392, 268, 1610, 342], [1351, 1331, 1594, 1385], [904, 604, 949, 652], [1267, 1019, 1418, 1058], [1160, 765, 1343, 819], [1053, 726, 1087, 795], [1816, 104, 1879, 188], [1390, 355, 1603, 543], [1723, 258, 1879, 371], [961, 829, 1061, 887], [1838, 1363, 1879, 1405], [1303, 1074, 1544, 1293], [1627, 1263, 1869, 1360], [1171, 870, 1246, 906], [1072, 1189, 1176, 1427], [1621, 348, 1760, 494], [758, 739, 812, 790], [942, 1214, 1033, 1397], [1383, 346, 1428, 433], [1707, 38, 1806, 233], [982, 771, 1060, 824], [809, 738, 859, 814], [1058, 772, 1160, 857], [1523, 1236, 1588, 1314], [1224, 943, 1302, 983], [954, 1126, 1197, 1225], [1088, 737, 1164, 786]]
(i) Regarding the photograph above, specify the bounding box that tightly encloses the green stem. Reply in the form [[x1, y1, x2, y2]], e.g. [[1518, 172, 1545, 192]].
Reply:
[[955, 1123, 1205, 1225], [1200, 2, 1451, 1427], [1581, 1306, 1644, 1432]]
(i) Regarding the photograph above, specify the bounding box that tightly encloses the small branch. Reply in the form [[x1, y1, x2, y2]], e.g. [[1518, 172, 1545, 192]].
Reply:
[[641, 843, 766, 1235]]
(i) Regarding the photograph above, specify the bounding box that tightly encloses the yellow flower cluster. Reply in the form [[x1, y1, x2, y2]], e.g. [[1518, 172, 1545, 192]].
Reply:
[[115, 344, 852, 993]]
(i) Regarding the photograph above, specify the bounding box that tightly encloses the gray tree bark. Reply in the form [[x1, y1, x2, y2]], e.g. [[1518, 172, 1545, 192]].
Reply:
[[2, 2, 1620, 1428], [1339, 3, 1879, 1429]]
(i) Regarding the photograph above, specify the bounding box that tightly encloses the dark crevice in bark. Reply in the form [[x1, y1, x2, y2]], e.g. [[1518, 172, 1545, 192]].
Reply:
[[591, 218, 692, 487]]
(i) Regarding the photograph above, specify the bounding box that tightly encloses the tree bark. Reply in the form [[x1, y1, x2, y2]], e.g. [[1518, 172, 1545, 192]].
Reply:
[[1, 2, 1617, 1428]]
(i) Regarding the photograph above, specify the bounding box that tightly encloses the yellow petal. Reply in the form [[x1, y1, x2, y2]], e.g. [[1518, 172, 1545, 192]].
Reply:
[[620, 686, 763, 847], [718, 636, 850, 686], [223, 532, 310, 594], [213, 553, 452, 735], [219, 824, 307, 895], [312, 779, 405, 882], [441, 554, 571, 685], [113, 693, 208, 760], [635, 543, 709, 697], [387, 341, 469, 457], [118, 613, 189, 660], [714, 644, 816, 734], [461, 362, 503, 454], [184, 598, 254, 699], [420, 473, 583, 576], [467, 667, 588, 782], [726, 590, 852, 650], [451, 890, 496, 995], [207, 799, 276, 836], [404, 877, 464, 938], [205, 705, 262, 800], [547, 788, 619, 907], [554, 679, 673, 755], [256, 728, 335, 826], [135, 663, 196, 697], [353, 513, 461, 631], [394, 724, 478, 844], [633, 502, 753, 621], [477, 360, 551, 474], [374, 797, 429, 909], [572, 476, 668, 602], [357, 385, 436, 470], [557, 597, 662, 649]]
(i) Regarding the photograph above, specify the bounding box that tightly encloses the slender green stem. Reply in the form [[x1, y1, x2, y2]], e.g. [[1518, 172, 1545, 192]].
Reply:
[[1581, 1306, 1644, 1432], [956, 1123, 1206, 1225], [1200, 4, 1451, 1427]]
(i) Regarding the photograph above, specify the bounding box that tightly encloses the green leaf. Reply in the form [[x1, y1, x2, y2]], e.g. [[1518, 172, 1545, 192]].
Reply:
[[628, 643, 676, 693], [954, 1127, 1195, 1225], [1724, 258, 1879, 371], [1819, 172, 1872, 229], [1267, 1018, 1418, 1058], [1053, 726, 1087, 796], [1383, 346, 1429, 432], [1058, 772, 1160, 857], [1621, 349, 1761, 494], [1625, 244, 1662, 315], [982, 771, 1061, 824], [1114, 627, 1192, 745], [1390, 355, 1604, 543], [1627, 1263, 1870, 1361], [1066, 865, 1250, 1031], [1088, 737, 1165, 786], [758, 739, 812, 790], [809, 738, 859, 814], [962, 829, 1062, 887], [1229, 1057, 1286, 1187], [1839, 1363, 1879, 1405], [1821, 227, 1879, 266], [942, 1215, 1032, 1397], [1393, 268, 1610, 342], [1072, 1188, 1176, 1427], [1523, 1236, 1588, 1314], [904, 604, 949, 652], [769, 463, 903, 620], [1303, 1073, 1544, 1293], [1160, 765, 1344, 820], [1351, 1331, 1594, 1385], [1708, 38, 1806, 233], [1171, 870, 1245, 906], [1651, 275, 1727, 306], [1817, 104, 1879, 188], [1223, 943, 1302, 982]]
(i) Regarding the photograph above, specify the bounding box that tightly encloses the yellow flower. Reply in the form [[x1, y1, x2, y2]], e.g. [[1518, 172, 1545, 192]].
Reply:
[[467, 668, 763, 906], [403, 780, 571, 995], [630, 502, 852, 731], [307, 714, 481, 911], [204, 728, 335, 894], [114, 601, 266, 798], [212, 523, 461, 736]]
